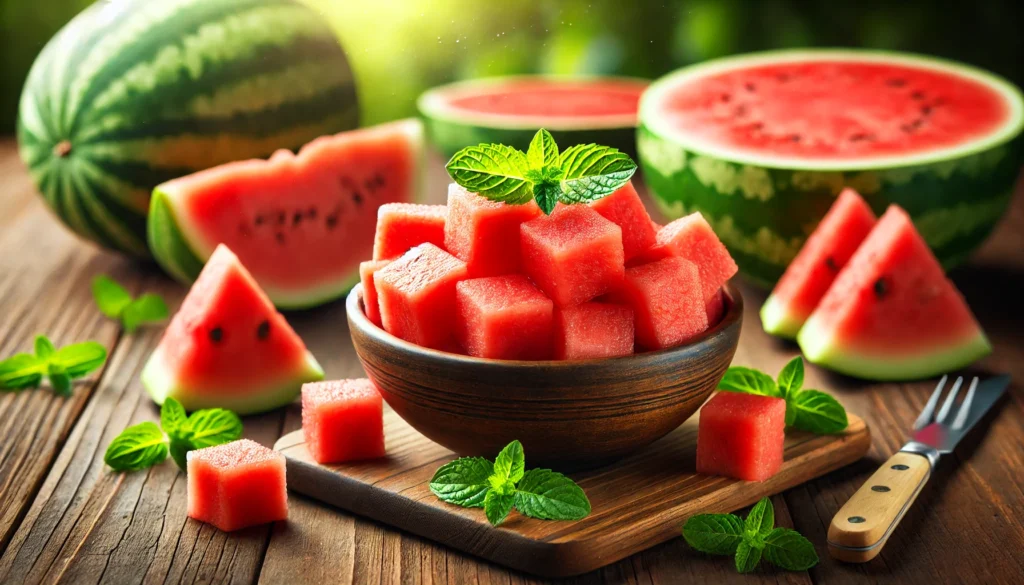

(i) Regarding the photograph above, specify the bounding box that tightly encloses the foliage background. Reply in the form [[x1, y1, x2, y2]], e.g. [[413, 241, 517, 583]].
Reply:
[[1, 0, 1022, 134]]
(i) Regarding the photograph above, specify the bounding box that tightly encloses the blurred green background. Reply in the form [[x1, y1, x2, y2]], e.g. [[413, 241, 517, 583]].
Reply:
[[2, 0, 1022, 134]]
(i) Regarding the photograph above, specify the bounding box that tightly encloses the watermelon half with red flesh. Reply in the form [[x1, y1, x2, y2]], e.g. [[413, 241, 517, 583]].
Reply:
[[149, 119, 424, 309], [797, 206, 990, 381], [639, 50, 1024, 286], [418, 76, 648, 157]]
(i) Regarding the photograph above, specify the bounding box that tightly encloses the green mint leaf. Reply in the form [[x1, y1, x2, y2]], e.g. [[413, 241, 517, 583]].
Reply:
[[429, 457, 494, 508], [104, 421, 168, 471], [718, 367, 781, 397], [777, 357, 804, 398], [446, 144, 533, 205], [169, 437, 192, 472], [186, 408, 243, 449], [763, 527, 819, 571], [122, 294, 169, 333], [51, 341, 107, 378], [527, 128, 559, 170], [483, 488, 516, 526], [735, 540, 763, 573], [491, 440, 526, 484], [47, 363, 72, 396], [0, 354, 46, 390], [557, 143, 637, 204], [92, 275, 134, 319], [790, 390, 849, 434], [160, 397, 189, 438], [513, 468, 591, 521], [745, 498, 774, 536], [34, 335, 56, 360], [682, 513, 745, 556], [533, 181, 561, 215]]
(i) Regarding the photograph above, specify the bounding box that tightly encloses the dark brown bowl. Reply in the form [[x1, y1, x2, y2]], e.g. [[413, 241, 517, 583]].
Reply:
[[346, 283, 743, 468]]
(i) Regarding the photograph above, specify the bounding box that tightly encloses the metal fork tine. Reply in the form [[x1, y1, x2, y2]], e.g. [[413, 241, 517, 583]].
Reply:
[[914, 374, 948, 430], [936, 376, 964, 423], [951, 377, 979, 430]]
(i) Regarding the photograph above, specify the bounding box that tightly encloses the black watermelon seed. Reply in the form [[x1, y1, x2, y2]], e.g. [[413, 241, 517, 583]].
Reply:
[[326, 215, 339, 230], [293, 212, 303, 226], [374, 173, 386, 187], [825, 256, 838, 271], [886, 78, 906, 87], [257, 320, 270, 340], [209, 327, 223, 343], [921, 105, 933, 115], [911, 91, 925, 100], [874, 277, 889, 298], [744, 82, 756, 92], [720, 93, 731, 102], [353, 192, 364, 206], [277, 211, 286, 225], [254, 215, 265, 226]]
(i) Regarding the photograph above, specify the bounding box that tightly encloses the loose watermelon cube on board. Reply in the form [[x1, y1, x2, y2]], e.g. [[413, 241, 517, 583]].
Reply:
[[520, 205, 625, 307], [302, 379, 386, 464], [554, 302, 634, 360], [187, 439, 288, 532], [761, 189, 877, 339], [798, 206, 991, 381], [374, 243, 468, 351], [696, 392, 786, 482], [445, 184, 542, 277], [372, 203, 447, 260], [141, 245, 324, 415], [587, 182, 656, 261], [455, 275, 555, 360], [359, 260, 390, 326], [610, 257, 708, 350]]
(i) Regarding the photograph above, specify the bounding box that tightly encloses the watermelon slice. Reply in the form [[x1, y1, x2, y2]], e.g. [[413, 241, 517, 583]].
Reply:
[[418, 76, 649, 157], [148, 119, 424, 309], [761, 189, 877, 338], [798, 206, 991, 380], [142, 245, 324, 415], [639, 50, 1024, 286], [187, 439, 288, 532]]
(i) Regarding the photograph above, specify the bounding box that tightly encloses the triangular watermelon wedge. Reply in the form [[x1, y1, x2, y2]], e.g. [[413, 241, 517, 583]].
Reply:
[[142, 245, 324, 415], [798, 206, 990, 381]]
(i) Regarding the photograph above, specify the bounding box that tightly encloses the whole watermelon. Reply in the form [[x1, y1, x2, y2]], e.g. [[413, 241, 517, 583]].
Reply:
[[16, 0, 359, 256]]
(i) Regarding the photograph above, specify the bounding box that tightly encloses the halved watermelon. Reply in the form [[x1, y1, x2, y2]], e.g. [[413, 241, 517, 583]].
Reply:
[[142, 245, 324, 414], [761, 189, 877, 338], [418, 76, 648, 157], [798, 206, 990, 381], [149, 119, 424, 309], [639, 50, 1024, 286]]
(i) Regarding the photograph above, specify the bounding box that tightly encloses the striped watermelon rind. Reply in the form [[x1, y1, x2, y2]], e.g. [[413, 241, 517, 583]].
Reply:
[[17, 0, 360, 257], [638, 50, 1024, 287]]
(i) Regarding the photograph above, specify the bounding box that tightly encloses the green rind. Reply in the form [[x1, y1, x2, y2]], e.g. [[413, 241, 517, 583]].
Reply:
[[141, 345, 324, 415], [797, 315, 993, 381], [759, 293, 805, 340]]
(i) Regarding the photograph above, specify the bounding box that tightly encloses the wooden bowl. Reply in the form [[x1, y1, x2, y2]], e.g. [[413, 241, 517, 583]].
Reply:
[[346, 283, 743, 468]]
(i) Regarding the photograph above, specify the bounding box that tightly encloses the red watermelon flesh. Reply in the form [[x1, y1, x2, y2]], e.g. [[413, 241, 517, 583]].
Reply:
[[441, 78, 645, 121], [154, 119, 422, 309], [187, 439, 288, 532], [373, 203, 447, 261], [696, 392, 786, 482], [610, 257, 708, 350], [706, 289, 725, 326], [141, 245, 323, 415], [554, 302, 634, 360], [587, 181, 656, 261], [359, 259, 390, 327], [445, 184, 542, 277], [798, 206, 991, 380], [761, 189, 877, 339], [455, 275, 554, 360], [301, 379, 385, 464]]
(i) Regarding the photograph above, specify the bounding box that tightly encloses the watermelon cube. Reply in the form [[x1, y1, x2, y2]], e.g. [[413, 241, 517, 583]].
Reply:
[[374, 243, 468, 351], [445, 184, 542, 276], [588, 182, 656, 261], [359, 259, 390, 326], [554, 302, 634, 360], [302, 379, 386, 464], [696, 392, 786, 481], [706, 288, 725, 325], [611, 257, 708, 350], [187, 439, 288, 532], [455, 275, 554, 360], [372, 203, 447, 260], [520, 205, 625, 307]]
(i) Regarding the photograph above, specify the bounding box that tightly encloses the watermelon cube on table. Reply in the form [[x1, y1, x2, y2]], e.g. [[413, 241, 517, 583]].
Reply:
[[696, 392, 786, 482], [445, 184, 542, 276], [372, 203, 447, 260], [302, 379, 386, 464], [374, 243, 468, 351], [187, 439, 288, 532], [520, 205, 625, 307], [359, 260, 390, 326], [610, 257, 708, 350], [554, 302, 634, 360], [455, 275, 554, 360], [587, 182, 656, 261]]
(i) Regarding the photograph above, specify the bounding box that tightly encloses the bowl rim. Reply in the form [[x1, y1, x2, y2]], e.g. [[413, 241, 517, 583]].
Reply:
[[346, 280, 743, 368]]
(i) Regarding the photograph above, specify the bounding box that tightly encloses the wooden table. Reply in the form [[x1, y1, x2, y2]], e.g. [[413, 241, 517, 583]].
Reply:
[[0, 138, 1022, 585]]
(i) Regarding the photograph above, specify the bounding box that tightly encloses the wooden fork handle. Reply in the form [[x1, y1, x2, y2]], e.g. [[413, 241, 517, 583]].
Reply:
[[827, 451, 932, 562]]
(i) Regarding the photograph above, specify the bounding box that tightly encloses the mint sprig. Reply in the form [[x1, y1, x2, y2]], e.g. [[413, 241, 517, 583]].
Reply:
[[718, 357, 848, 434], [683, 497, 818, 573], [429, 440, 591, 527], [0, 335, 107, 395], [445, 128, 637, 215], [92, 275, 169, 333]]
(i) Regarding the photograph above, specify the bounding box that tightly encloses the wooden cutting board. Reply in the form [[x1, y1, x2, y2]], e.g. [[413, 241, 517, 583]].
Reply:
[[275, 406, 870, 578]]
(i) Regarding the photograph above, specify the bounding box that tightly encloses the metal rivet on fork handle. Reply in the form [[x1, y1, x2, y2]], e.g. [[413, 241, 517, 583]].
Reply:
[[848, 516, 866, 523], [891, 464, 909, 470], [871, 485, 891, 492]]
